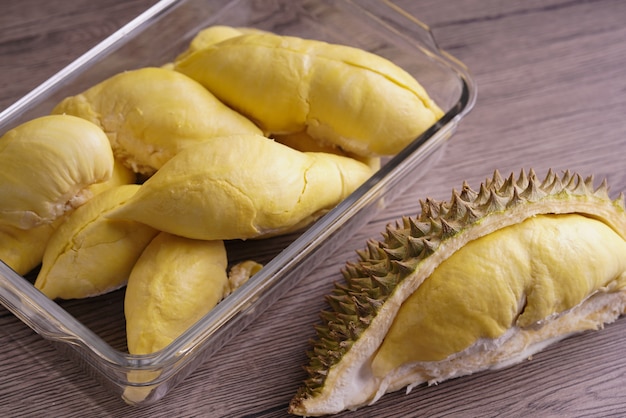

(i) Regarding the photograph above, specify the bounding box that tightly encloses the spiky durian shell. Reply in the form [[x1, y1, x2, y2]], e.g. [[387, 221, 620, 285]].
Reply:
[[289, 168, 626, 416]]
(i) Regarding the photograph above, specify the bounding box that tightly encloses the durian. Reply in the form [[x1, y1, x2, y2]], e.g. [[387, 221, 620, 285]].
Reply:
[[174, 31, 443, 157], [0, 220, 61, 276], [0, 115, 114, 229], [120, 251, 260, 403], [174, 25, 269, 62], [289, 169, 626, 416], [34, 184, 158, 300], [226, 259, 264, 296], [124, 232, 229, 355], [52, 67, 262, 175], [107, 133, 374, 241]]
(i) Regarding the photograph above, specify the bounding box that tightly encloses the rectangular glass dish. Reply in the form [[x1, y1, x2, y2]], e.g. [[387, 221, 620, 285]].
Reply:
[[0, 0, 476, 406]]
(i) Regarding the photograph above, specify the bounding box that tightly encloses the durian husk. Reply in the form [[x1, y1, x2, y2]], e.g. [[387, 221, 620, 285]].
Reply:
[[289, 169, 626, 416]]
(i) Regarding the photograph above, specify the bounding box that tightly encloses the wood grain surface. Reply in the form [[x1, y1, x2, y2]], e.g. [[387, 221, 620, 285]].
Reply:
[[2, 0, 626, 417]]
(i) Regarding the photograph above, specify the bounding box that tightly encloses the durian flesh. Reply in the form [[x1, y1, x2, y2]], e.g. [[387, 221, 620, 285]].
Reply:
[[34, 185, 158, 300], [124, 232, 229, 355], [174, 25, 269, 62], [108, 133, 374, 240], [0, 220, 61, 276], [289, 169, 626, 416], [174, 31, 443, 157], [0, 115, 114, 229], [52, 67, 262, 175]]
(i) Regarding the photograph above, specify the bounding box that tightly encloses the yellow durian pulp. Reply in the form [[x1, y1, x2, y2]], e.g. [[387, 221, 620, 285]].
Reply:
[[0, 219, 61, 276], [174, 25, 269, 62], [108, 134, 373, 241], [0, 115, 113, 229], [124, 232, 229, 355], [372, 213, 626, 376], [174, 32, 443, 157], [52, 67, 262, 175], [34, 185, 158, 300]]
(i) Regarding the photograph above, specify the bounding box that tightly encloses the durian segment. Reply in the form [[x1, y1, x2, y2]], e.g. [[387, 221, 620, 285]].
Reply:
[[372, 214, 626, 374], [108, 134, 374, 240], [34, 184, 159, 300], [174, 32, 443, 157], [1, 148, 133, 277], [124, 232, 229, 355], [289, 169, 626, 416], [174, 25, 269, 62], [0, 115, 114, 230], [52, 67, 262, 175], [0, 218, 62, 276], [227, 259, 263, 296]]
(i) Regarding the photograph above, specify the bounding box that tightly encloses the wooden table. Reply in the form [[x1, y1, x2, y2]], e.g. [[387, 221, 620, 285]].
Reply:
[[2, 0, 626, 416]]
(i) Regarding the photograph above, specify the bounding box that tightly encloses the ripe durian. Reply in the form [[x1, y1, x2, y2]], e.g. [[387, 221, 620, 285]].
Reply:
[[124, 232, 229, 355], [51, 67, 262, 175], [123, 235, 260, 404], [174, 25, 269, 62], [34, 184, 158, 300], [174, 32, 443, 157], [0, 219, 61, 276], [226, 259, 264, 296], [0, 115, 114, 229], [107, 134, 374, 241], [289, 169, 626, 416]]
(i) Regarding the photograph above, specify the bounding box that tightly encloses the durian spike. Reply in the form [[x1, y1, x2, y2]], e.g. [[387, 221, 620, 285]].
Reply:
[[458, 180, 477, 201], [515, 168, 529, 189]]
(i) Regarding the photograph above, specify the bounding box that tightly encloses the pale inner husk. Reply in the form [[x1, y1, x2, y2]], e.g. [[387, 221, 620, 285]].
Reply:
[[309, 289, 626, 414]]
